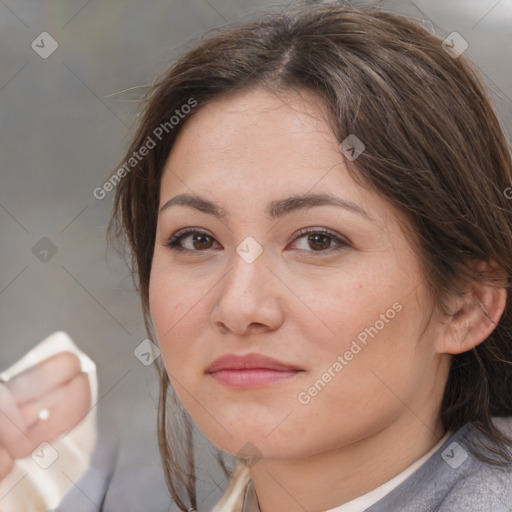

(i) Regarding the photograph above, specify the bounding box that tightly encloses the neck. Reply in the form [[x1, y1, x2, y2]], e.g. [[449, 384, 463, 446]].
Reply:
[[249, 413, 446, 512]]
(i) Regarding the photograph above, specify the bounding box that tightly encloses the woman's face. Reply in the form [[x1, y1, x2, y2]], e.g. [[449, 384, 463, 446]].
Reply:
[[149, 87, 449, 460]]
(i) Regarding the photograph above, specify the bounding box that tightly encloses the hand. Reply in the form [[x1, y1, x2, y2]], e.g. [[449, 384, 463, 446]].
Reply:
[[0, 352, 91, 480]]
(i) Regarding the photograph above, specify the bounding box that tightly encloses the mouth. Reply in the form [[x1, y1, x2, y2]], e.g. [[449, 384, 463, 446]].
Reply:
[[206, 353, 304, 389]]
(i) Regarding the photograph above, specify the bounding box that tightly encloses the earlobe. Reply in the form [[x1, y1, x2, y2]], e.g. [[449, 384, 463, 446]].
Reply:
[[436, 261, 508, 355]]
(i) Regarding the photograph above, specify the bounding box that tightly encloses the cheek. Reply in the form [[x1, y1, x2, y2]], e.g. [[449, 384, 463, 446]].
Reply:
[[148, 259, 218, 394], [149, 266, 195, 365], [287, 261, 404, 357], [149, 253, 203, 329], [278, 263, 431, 418]]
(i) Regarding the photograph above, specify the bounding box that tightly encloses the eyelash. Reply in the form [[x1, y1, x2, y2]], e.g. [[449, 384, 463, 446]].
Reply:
[[165, 227, 349, 256]]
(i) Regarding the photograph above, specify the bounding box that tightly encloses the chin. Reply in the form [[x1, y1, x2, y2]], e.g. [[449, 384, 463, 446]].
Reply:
[[196, 419, 308, 461]]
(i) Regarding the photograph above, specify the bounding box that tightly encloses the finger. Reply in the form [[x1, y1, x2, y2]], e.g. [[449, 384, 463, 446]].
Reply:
[[0, 384, 30, 458], [18, 399, 50, 431], [0, 383, 26, 432], [18, 370, 91, 430], [0, 445, 14, 481], [6, 352, 82, 405], [23, 372, 92, 451]]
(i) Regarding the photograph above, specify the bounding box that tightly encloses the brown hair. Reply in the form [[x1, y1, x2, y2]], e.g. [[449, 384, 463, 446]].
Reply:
[[108, 2, 512, 510]]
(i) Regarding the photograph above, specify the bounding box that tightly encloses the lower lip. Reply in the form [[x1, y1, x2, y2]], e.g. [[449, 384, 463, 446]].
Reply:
[[209, 369, 302, 388]]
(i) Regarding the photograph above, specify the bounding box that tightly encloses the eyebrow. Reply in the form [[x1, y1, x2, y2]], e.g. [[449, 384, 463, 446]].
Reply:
[[159, 192, 373, 221]]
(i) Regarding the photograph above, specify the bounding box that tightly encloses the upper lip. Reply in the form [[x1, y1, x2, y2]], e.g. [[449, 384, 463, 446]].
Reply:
[[206, 353, 303, 373]]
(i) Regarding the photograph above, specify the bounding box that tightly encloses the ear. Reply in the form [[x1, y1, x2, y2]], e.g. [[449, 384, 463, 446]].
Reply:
[[436, 259, 508, 355]]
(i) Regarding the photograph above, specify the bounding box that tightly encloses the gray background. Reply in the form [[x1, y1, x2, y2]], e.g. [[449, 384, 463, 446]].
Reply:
[[1, 0, 511, 510]]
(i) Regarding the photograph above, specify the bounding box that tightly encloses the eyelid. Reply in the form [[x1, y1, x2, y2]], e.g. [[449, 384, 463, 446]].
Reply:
[[288, 227, 350, 255], [290, 227, 348, 245], [165, 226, 350, 255], [165, 227, 220, 253]]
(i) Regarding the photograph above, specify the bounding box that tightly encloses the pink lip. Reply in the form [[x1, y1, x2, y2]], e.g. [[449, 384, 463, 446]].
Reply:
[[206, 353, 304, 389]]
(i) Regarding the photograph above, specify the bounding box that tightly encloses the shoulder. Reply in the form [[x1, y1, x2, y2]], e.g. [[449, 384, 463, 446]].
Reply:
[[438, 464, 512, 511], [369, 417, 512, 512], [438, 417, 512, 511]]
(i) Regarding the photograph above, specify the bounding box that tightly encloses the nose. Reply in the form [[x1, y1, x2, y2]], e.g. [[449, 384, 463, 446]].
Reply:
[[210, 243, 285, 336]]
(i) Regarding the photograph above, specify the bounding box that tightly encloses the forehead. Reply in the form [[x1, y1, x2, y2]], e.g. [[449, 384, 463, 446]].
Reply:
[[159, 87, 400, 230], [169, 87, 331, 153], [163, 88, 339, 188]]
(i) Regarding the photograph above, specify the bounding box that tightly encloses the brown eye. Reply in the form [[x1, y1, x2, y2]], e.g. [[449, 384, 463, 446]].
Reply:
[[191, 233, 214, 250], [307, 233, 332, 251], [290, 228, 349, 255], [166, 229, 221, 252]]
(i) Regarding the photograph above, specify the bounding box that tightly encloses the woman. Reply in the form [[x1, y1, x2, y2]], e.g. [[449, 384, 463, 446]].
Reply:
[[109, 1, 512, 510]]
